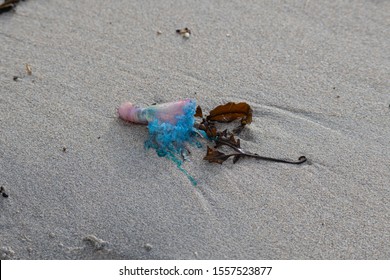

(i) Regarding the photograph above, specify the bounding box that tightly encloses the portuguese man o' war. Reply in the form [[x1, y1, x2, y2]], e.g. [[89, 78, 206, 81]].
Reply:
[[118, 99, 200, 185]]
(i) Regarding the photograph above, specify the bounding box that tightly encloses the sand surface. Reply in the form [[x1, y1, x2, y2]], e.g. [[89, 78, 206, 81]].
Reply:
[[0, 0, 389, 259]]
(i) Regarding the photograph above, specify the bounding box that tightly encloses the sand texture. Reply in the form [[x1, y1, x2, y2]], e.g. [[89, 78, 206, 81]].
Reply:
[[0, 0, 389, 259]]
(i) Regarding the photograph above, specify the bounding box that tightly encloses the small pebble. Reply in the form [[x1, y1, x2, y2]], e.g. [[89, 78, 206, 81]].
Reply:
[[144, 243, 153, 252], [176, 27, 191, 38]]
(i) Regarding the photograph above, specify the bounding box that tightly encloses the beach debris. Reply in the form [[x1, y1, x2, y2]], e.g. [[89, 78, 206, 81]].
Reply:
[[176, 27, 191, 38], [62, 147, 67, 152], [204, 144, 307, 165], [0, 0, 15, 14], [195, 102, 252, 138], [0, 0, 25, 15], [83, 235, 108, 251], [195, 102, 307, 165], [25, 63, 32, 75], [156, 30, 162, 35], [207, 102, 252, 125], [118, 99, 307, 185], [0, 186, 9, 198], [13, 63, 33, 82]]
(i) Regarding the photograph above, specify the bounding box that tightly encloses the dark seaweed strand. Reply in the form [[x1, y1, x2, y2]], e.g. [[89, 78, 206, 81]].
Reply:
[[215, 137, 307, 165], [218, 152, 306, 165], [252, 154, 306, 164]]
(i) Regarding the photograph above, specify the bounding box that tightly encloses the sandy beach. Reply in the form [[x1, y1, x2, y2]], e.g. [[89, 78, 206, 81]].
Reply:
[[1, 0, 389, 259]]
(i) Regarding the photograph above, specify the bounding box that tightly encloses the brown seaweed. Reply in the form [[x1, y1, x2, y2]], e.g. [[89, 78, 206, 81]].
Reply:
[[207, 102, 252, 125], [196, 102, 307, 165], [0, 0, 25, 14]]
